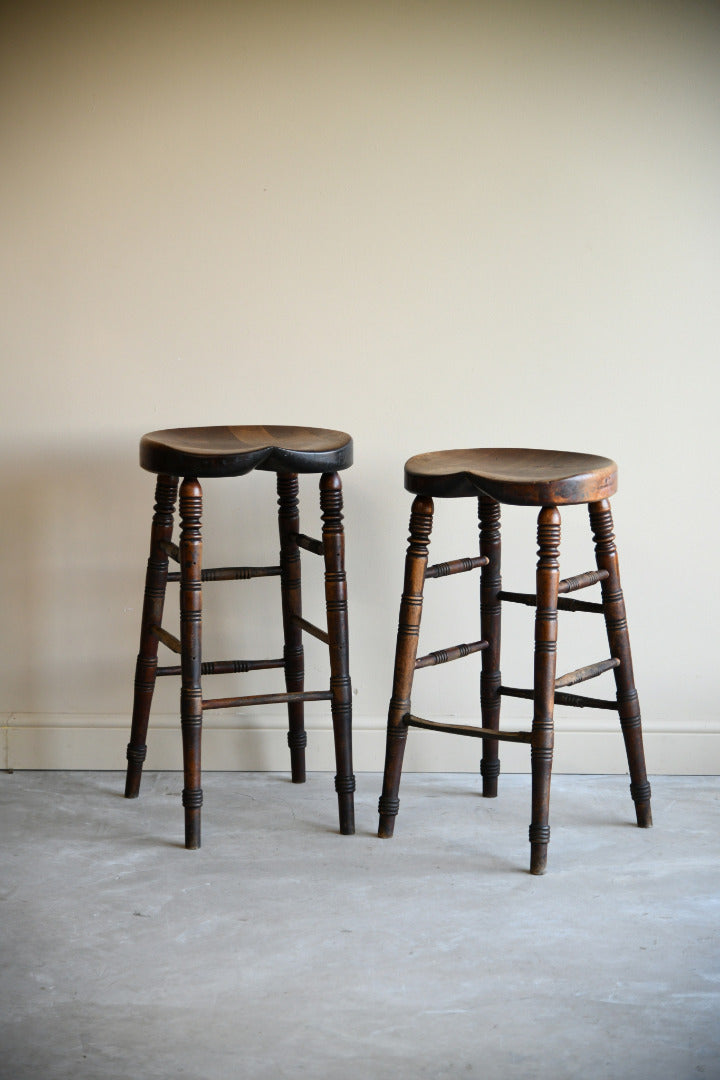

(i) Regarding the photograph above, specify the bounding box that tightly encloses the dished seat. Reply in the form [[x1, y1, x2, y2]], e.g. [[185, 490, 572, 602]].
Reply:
[[404, 448, 617, 505], [140, 425, 353, 478]]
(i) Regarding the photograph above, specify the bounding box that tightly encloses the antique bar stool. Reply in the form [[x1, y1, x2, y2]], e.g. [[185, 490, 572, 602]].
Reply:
[[377, 448, 652, 874], [125, 425, 355, 848]]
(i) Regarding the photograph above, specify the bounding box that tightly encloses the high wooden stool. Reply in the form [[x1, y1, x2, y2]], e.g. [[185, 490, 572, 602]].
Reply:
[[125, 425, 355, 847], [377, 448, 652, 874]]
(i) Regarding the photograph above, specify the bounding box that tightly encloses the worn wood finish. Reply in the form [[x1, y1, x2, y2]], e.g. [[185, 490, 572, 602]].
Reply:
[[405, 714, 533, 743], [378, 495, 434, 838], [479, 496, 502, 798], [179, 478, 203, 850], [405, 448, 617, 505], [321, 473, 355, 835], [277, 473, 306, 783], [141, 425, 353, 478], [125, 473, 178, 798], [590, 499, 652, 828], [529, 506, 561, 875], [554, 657, 620, 689]]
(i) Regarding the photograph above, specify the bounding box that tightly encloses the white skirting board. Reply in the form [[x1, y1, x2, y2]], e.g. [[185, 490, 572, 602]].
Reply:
[[2, 712, 719, 774]]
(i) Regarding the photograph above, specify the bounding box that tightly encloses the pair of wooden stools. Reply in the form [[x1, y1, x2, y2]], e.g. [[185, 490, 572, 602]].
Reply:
[[126, 426, 652, 874]]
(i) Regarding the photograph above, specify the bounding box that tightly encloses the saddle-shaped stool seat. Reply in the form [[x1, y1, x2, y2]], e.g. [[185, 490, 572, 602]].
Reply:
[[125, 425, 355, 848], [378, 447, 652, 874]]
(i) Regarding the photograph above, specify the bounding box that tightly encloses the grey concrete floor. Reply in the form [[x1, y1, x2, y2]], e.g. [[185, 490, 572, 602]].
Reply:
[[1, 771, 719, 1080]]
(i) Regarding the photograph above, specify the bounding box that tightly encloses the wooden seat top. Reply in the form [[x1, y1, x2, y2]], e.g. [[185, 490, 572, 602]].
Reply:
[[404, 448, 617, 505], [140, 425, 353, 478]]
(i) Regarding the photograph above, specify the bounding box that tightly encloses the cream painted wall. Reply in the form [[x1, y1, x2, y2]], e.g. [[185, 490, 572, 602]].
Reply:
[[2, 1, 719, 774]]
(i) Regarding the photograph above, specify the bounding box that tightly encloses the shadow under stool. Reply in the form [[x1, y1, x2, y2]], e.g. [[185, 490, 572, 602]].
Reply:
[[125, 425, 355, 847], [377, 448, 652, 874]]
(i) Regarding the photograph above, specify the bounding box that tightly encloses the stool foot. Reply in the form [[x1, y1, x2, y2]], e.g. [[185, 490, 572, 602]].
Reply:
[[183, 795, 202, 850], [479, 757, 500, 799], [287, 729, 307, 784], [336, 774, 356, 835], [124, 743, 147, 798], [529, 841, 549, 875], [631, 780, 653, 827], [378, 792, 400, 837]]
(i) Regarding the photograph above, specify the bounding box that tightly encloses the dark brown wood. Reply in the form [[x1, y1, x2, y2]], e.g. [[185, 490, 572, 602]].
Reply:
[[414, 639, 487, 669], [157, 658, 285, 677], [125, 473, 178, 798], [378, 495, 434, 838], [425, 555, 487, 579], [558, 569, 609, 594], [141, 425, 353, 478], [590, 499, 652, 828], [529, 506, 561, 875], [405, 448, 617, 505], [290, 614, 330, 645], [179, 478, 203, 849], [321, 472, 355, 835], [203, 690, 332, 710], [405, 715, 532, 743], [294, 532, 324, 556], [499, 589, 604, 614], [500, 685, 619, 710], [168, 565, 281, 582], [277, 473, 306, 783], [479, 496, 502, 797]]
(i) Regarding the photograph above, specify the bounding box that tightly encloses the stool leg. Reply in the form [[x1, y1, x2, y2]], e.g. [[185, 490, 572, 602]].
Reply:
[[378, 495, 434, 838], [320, 473, 355, 835], [530, 506, 561, 875], [479, 496, 502, 798], [589, 499, 652, 828], [277, 473, 306, 783], [125, 474, 178, 798], [179, 478, 203, 849]]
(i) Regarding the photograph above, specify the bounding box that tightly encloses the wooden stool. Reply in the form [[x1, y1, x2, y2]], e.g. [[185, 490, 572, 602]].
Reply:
[[377, 448, 652, 874], [125, 425, 355, 848]]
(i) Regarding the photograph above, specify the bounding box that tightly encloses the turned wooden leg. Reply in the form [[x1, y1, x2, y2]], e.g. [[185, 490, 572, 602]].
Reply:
[[530, 506, 561, 875], [277, 473, 306, 784], [479, 496, 502, 798], [125, 474, 178, 798], [179, 478, 203, 849], [589, 499, 652, 828], [320, 473, 355, 835], [378, 495, 434, 838]]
